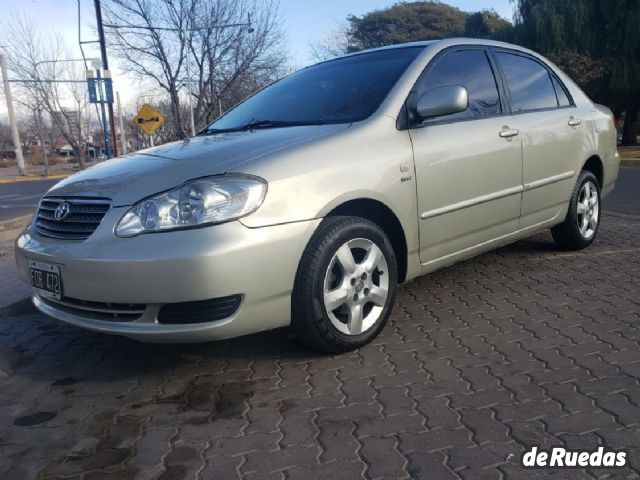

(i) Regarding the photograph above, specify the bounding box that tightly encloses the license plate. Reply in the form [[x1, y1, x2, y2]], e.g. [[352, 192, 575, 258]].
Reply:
[[28, 260, 62, 300]]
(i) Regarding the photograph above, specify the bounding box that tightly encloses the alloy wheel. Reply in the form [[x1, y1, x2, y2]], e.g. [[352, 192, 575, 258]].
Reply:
[[322, 238, 389, 335], [576, 180, 599, 239]]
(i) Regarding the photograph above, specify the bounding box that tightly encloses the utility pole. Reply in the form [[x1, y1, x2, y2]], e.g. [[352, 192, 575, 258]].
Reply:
[[36, 105, 49, 177], [183, 25, 196, 137], [94, 69, 111, 158], [94, 0, 118, 156], [0, 53, 26, 176], [116, 91, 127, 155]]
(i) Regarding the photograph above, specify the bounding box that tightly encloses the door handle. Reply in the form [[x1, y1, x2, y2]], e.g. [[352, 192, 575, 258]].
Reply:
[[568, 117, 582, 127], [499, 127, 519, 138]]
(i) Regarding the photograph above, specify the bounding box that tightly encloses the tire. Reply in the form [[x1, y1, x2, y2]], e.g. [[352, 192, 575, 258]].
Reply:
[[292, 216, 398, 353], [551, 170, 601, 250]]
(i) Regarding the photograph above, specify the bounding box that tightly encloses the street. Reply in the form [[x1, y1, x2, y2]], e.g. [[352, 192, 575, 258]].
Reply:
[[0, 167, 638, 479], [604, 166, 640, 216], [0, 179, 59, 222]]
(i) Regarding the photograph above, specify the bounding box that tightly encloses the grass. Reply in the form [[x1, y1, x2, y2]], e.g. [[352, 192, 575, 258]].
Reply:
[[0, 155, 71, 169]]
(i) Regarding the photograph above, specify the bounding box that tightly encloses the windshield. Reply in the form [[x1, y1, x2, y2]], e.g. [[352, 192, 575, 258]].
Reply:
[[204, 47, 423, 132]]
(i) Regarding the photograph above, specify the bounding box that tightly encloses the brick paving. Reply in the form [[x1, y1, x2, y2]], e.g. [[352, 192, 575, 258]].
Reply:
[[0, 212, 639, 479]]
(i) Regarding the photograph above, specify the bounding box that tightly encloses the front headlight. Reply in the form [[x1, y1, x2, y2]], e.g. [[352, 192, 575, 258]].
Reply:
[[115, 175, 267, 237]]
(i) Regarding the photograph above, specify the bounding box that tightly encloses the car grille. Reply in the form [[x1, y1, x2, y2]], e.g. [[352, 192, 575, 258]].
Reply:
[[38, 294, 145, 322], [36, 197, 111, 240]]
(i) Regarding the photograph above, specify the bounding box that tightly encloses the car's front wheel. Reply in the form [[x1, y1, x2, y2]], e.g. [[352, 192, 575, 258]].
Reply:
[[292, 216, 397, 353], [551, 170, 601, 250]]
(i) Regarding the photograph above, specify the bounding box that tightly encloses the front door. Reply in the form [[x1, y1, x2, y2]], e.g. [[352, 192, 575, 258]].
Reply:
[[408, 48, 523, 264]]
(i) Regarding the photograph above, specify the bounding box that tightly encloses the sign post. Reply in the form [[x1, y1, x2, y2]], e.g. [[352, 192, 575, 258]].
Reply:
[[86, 68, 114, 159], [133, 103, 165, 146]]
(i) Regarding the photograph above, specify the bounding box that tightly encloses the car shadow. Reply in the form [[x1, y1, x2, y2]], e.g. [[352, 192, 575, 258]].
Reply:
[[0, 310, 325, 385]]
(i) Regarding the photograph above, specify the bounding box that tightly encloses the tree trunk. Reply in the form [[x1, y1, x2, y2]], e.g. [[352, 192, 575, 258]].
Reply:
[[36, 109, 49, 177], [622, 102, 639, 146], [42, 145, 49, 177], [72, 145, 86, 170], [170, 88, 185, 140]]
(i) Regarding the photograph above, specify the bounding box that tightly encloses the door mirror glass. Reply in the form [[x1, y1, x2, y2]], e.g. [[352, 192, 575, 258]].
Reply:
[[416, 85, 469, 119]]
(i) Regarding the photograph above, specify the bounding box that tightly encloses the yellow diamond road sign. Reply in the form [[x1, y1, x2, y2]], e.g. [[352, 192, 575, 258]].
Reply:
[[133, 104, 165, 135]]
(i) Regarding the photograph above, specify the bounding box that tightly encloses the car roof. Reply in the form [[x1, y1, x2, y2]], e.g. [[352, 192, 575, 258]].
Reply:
[[337, 38, 538, 59]]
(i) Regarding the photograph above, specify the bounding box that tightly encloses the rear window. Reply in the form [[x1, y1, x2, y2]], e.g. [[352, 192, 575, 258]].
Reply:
[[495, 52, 558, 112], [552, 75, 572, 107]]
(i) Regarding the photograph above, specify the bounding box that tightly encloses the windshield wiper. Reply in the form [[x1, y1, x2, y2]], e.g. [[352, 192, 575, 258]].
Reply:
[[198, 119, 330, 135], [241, 119, 291, 130]]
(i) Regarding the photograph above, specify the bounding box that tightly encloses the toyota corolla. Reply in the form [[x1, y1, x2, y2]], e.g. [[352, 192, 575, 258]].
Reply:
[[16, 38, 619, 352]]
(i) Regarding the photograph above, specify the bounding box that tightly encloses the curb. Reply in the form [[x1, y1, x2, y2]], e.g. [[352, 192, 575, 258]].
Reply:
[[0, 173, 71, 184]]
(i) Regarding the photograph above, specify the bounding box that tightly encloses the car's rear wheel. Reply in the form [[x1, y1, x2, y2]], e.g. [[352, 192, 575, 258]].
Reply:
[[551, 170, 601, 250], [292, 216, 397, 353]]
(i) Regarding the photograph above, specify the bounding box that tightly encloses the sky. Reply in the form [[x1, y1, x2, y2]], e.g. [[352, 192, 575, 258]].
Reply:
[[0, 0, 515, 119]]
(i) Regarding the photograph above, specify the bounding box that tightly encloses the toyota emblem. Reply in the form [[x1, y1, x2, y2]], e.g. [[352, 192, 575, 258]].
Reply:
[[54, 202, 71, 220]]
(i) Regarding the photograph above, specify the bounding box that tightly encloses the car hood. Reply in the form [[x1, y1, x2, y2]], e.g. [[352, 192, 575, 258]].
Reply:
[[47, 124, 350, 206]]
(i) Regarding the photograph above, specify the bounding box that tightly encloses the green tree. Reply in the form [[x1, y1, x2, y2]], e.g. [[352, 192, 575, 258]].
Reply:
[[546, 51, 609, 88], [312, 2, 513, 61], [346, 1, 469, 52], [512, 0, 640, 145], [464, 9, 512, 39]]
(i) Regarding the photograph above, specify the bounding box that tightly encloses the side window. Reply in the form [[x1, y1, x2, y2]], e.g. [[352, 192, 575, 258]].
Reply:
[[551, 75, 571, 107], [495, 52, 558, 112], [414, 49, 501, 121]]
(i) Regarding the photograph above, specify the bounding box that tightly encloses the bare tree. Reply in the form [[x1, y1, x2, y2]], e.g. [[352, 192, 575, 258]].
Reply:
[[309, 23, 351, 62], [0, 123, 13, 157], [15, 100, 52, 175], [103, 0, 287, 139], [1, 17, 90, 168]]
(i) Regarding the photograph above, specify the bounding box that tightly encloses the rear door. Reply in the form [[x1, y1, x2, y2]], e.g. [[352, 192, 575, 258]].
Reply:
[[407, 47, 523, 264], [492, 49, 585, 229]]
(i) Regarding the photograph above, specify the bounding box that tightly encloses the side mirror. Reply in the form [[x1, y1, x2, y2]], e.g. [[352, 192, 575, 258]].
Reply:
[[416, 85, 469, 119]]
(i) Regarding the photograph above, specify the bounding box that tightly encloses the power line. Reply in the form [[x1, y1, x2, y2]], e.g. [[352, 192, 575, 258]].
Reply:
[[103, 17, 253, 33]]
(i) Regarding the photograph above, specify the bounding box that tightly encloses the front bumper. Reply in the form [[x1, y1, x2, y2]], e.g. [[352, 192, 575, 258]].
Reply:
[[15, 208, 320, 342]]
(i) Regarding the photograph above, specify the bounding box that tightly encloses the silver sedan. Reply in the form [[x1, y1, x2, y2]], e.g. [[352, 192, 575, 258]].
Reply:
[[16, 38, 619, 352]]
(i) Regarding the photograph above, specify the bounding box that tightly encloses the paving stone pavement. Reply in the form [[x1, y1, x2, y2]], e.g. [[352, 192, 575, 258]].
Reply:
[[0, 212, 639, 480]]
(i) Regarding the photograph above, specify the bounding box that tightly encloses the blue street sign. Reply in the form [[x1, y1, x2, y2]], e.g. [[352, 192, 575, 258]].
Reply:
[[86, 70, 113, 105], [87, 77, 98, 103]]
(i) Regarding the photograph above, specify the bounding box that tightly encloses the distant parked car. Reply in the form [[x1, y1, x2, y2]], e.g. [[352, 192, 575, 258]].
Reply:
[[16, 38, 620, 352]]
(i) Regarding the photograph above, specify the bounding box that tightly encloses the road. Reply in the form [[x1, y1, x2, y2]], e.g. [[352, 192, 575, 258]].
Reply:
[[604, 166, 640, 215], [0, 179, 59, 222], [0, 166, 637, 223]]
